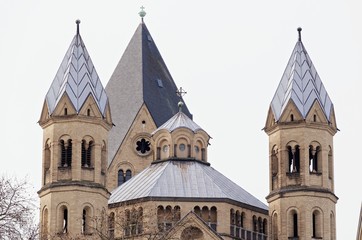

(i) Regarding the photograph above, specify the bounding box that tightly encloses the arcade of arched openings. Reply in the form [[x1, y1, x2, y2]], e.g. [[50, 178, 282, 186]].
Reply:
[[230, 208, 267, 239]]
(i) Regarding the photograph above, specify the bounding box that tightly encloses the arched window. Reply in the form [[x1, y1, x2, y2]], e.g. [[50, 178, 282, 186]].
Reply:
[[272, 213, 278, 240], [287, 145, 300, 173], [330, 212, 335, 240], [201, 206, 209, 222], [181, 226, 203, 240], [194, 206, 201, 217], [82, 206, 92, 234], [174, 206, 181, 222], [263, 218, 268, 235], [125, 170, 132, 182], [210, 207, 217, 231], [58, 205, 68, 234], [258, 217, 263, 233], [157, 206, 164, 232], [165, 206, 173, 231], [60, 139, 72, 167], [108, 212, 115, 239], [81, 140, 93, 167], [312, 210, 322, 238], [230, 209, 235, 236], [309, 145, 321, 173], [288, 210, 298, 238], [117, 169, 133, 186], [42, 208, 49, 239], [253, 215, 258, 232], [328, 147, 333, 180], [101, 143, 107, 174], [118, 170, 124, 186]]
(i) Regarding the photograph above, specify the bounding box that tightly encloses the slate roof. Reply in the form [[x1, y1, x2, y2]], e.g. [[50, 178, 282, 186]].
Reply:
[[152, 111, 205, 134], [105, 22, 192, 164], [270, 29, 333, 121], [109, 160, 268, 211], [45, 22, 108, 116]]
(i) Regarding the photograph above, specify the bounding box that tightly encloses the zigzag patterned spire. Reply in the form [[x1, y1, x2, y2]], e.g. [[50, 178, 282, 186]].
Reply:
[[45, 20, 108, 116], [270, 30, 333, 121]]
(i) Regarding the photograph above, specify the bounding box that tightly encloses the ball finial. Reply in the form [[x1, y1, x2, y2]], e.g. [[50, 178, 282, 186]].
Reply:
[[178, 101, 184, 112], [139, 6, 146, 20]]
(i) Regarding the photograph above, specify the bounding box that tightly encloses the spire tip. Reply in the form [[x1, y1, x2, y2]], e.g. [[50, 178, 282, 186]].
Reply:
[[297, 27, 302, 41], [139, 6, 146, 22], [75, 19, 81, 34]]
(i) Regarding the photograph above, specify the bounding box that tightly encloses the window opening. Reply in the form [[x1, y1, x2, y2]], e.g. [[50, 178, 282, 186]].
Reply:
[[118, 170, 124, 186], [87, 109, 90, 116], [290, 114, 294, 121], [63, 208, 68, 233], [309, 146, 319, 173], [60, 139, 72, 167], [125, 170, 132, 182], [136, 138, 150, 154], [64, 108, 68, 116], [313, 114, 317, 122], [293, 213, 298, 237], [288, 145, 300, 173]]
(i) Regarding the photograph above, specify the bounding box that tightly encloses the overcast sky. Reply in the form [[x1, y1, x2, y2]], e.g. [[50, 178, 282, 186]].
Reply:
[[1, 1, 361, 239]]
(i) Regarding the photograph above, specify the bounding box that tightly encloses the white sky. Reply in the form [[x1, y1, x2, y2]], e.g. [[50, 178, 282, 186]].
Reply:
[[1, 0, 361, 239]]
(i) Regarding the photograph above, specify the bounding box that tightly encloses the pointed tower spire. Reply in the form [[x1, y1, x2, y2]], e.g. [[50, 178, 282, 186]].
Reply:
[[105, 21, 192, 164], [44, 20, 108, 117], [269, 28, 334, 123]]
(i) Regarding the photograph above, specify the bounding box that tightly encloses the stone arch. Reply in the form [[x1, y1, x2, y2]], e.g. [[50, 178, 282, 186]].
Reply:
[[81, 203, 94, 234], [59, 135, 72, 167], [287, 208, 299, 238], [158, 138, 170, 160], [174, 136, 191, 158], [311, 207, 323, 238], [181, 226, 204, 240], [272, 211, 278, 240], [286, 141, 300, 173], [41, 206, 49, 239], [56, 202, 70, 234], [309, 141, 322, 173]]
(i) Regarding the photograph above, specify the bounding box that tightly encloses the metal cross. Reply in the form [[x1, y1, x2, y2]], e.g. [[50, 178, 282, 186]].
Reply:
[[176, 87, 187, 98]]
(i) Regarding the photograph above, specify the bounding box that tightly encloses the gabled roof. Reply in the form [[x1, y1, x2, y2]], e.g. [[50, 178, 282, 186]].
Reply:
[[152, 111, 205, 134], [45, 21, 108, 116], [109, 160, 268, 211], [270, 29, 333, 121], [105, 22, 192, 163]]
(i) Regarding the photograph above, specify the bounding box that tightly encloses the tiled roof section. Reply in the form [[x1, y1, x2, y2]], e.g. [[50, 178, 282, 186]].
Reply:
[[270, 39, 333, 121], [105, 22, 192, 164], [45, 30, 108, 116], [109, 160, 268, 211], [152, 111, 204, 134]]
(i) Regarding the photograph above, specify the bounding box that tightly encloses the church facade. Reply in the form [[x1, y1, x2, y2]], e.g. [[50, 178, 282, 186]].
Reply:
[[38, 14, 338, 240]]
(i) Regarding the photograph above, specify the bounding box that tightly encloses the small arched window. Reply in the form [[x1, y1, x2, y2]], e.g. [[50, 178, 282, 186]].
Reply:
[[287, 145, 300, 173], [82, 206, 92, 234], [60, 139, 72, 167], [312, 210, 322, 238], [108, 212, 115, 239], [288, 210, 298, 238], [58, 206, 68, 234], [210, 206, 217, 231], [118, 170, 124, 186], [42, 208, 49, 238], [82, 140, 93, 167], [125, 170, 132, 182]]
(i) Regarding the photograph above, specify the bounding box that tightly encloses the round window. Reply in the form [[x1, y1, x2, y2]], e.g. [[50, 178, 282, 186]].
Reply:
[[136, 138, 151, 155], [179, 144, 186, 151], [194, 146, 200, 153], [163, 145, 169, 152]]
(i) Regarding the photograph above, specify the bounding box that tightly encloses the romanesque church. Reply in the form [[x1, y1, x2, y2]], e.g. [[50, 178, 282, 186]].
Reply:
[[38, 11, 338, 240]]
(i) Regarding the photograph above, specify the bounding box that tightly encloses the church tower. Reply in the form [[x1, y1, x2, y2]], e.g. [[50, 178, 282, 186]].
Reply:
[[105, 12, 192, 192], [264, 28, 338, 240], [38, 20, 112, 238]]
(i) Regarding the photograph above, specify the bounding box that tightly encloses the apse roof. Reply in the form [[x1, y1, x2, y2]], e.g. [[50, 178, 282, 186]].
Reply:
[[105, 21, 192, 164], [45, 20, 108, 116], [270, 28, 333, 121], [152, 111, 205, 134], [109, 160, 268, 211]]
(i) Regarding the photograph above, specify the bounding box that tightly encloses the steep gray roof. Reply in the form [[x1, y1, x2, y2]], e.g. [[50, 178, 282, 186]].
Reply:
[[152, 111, 204, 134], [45, 23, 108, 116], [105, 22, 192, 164], [270, 31, 333, 121], [109, 160, 268, 211]]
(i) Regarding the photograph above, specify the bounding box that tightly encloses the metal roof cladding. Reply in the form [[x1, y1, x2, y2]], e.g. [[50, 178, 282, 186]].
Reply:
[[109, 160, 268, 211], [152, 111, 206, 135], [45, 20, 108, 117], [270, 28, 333, 122]]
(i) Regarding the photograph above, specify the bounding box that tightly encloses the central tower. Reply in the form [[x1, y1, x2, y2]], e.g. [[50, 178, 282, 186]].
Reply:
[[264, 28, 338, 240]]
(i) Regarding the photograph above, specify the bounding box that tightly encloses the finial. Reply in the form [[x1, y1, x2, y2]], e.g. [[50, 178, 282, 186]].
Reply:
[[178, 101, 184, 112], [139, 6, 146, 22], [176, 87, 187, 112], [297, 27, 302, 42], [76, 19, 81, 35]]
